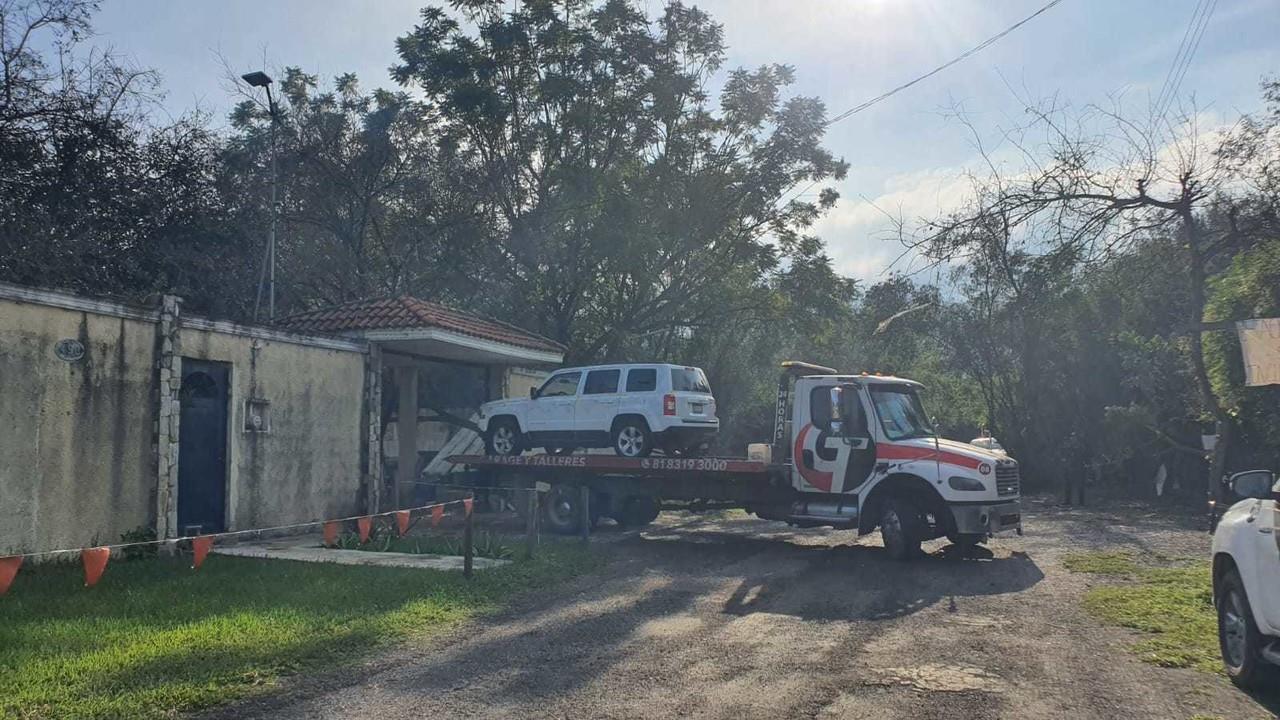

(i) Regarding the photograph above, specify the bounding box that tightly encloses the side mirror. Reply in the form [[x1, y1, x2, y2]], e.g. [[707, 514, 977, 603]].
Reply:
[[1228, 470, 1276, 500], [529, 386, 538, 400]]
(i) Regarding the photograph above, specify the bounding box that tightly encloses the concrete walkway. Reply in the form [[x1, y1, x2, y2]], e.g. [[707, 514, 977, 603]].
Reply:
[[213, 537, 510, 571]]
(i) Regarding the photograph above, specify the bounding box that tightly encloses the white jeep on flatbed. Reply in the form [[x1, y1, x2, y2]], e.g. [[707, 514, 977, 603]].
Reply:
[[1212, 468, 1280, 688], [479, 363, 718, 458]]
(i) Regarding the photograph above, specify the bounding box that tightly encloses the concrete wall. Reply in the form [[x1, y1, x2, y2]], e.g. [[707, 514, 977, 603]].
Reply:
[[179, 324, 367, 530], [0, 282, 370, 554], [0, 297, 158, 554]]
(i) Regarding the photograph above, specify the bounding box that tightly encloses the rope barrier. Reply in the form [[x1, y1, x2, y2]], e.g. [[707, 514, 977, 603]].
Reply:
[[8, 498, 473, 561]]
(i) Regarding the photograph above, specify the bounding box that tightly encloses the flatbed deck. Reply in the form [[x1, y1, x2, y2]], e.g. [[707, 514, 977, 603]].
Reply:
[[448, 453, 771, 475]]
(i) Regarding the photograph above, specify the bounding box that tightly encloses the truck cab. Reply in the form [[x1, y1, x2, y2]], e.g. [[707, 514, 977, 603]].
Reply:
[[757, 362, 1022, 559]]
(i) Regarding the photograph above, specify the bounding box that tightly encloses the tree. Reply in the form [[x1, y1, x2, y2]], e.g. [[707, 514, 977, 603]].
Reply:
[[392, 0, 848, 358]]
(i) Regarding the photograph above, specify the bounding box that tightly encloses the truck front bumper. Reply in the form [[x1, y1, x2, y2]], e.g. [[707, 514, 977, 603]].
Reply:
[[952, 500, 1022, 536]]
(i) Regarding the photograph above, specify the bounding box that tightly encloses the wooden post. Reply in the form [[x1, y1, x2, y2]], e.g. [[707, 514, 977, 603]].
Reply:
[[524, 487, 539, 559], [463, 496, 474, 579], [579, 486, 591, 543]]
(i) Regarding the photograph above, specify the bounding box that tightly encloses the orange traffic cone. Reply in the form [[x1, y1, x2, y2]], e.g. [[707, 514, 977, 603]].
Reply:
[[395, 510, 411, 537], [323, 521, 339, 547], [463, 498, 474, 517], [0, 556, 22, 595], [431, 505, 444, 528], [192, 536, 213, 569], [357, 517, 372, 543], [82, 547, 110, 587]]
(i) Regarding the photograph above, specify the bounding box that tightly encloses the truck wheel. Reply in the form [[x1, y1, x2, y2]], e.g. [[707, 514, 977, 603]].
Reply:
[[485, 419, 524, 456], [541, 486, 598, 534], [881, 499, 923, 561], [615, 495, 660, 527], [612, 419, 653, 458], [1218, 569, 1271, 689]]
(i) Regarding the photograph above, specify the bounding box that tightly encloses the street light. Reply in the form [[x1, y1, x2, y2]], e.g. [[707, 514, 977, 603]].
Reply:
[[243, 70, 280, 322]]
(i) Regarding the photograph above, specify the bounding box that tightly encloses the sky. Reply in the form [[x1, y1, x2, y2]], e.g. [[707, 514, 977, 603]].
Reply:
[[55, 0, 1280, 284]]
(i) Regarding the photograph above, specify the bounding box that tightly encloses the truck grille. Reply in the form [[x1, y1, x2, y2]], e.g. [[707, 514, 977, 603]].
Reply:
[[995, 464, 1020, 497]]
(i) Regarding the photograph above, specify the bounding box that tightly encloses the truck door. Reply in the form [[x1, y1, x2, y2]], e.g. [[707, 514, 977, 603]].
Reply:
[[792, 381, 876, 493]]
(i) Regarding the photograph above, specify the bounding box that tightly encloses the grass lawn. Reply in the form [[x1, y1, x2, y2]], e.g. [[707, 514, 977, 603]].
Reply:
[[0, 541, 599, 719], [1064, 551, 1219, 673]]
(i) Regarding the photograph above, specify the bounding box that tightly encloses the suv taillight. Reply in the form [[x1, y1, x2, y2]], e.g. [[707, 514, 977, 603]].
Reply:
[[663, 393, 676, 416]]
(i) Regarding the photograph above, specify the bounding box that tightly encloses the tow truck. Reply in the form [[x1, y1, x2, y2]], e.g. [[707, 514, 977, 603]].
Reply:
[[450, 362, 1022, 559]]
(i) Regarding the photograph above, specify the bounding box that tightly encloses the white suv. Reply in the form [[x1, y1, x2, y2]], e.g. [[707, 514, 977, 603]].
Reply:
[[1211, 468, 1280, 688], [479, 364, 718, 457]]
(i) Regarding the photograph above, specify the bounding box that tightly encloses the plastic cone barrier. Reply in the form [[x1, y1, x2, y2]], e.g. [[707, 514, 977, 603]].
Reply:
[[463, 498, 474, 517], [82, 547, 110, 587], [395, 510, 411, 537], [431, 505, 444, 528], [323, 521, 339, 547], [192, 536, 213, 569], [357, 516, 372, 543], [0, 556, 22, 595]]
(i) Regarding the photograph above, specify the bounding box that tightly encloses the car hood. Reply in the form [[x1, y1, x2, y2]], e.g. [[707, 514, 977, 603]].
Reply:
[[481, 398, 526, 415], [891, 436, 1015, 465]]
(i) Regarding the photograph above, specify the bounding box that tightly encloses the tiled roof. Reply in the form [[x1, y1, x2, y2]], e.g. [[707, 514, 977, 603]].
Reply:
[[277, 296, 565, 354]]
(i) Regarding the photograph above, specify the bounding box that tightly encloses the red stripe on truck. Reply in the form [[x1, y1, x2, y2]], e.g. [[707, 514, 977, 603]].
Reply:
[[875, 443, 983, 470]]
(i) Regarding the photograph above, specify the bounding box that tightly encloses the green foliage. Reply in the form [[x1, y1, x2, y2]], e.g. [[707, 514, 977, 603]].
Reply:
[[0, 547, 599, 718], [1066, 552, 1219, 673], [335, 530, 515, 560], [119, 527, 158, 561]]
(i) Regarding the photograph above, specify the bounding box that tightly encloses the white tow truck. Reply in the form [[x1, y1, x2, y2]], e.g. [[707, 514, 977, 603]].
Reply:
[[452, 361, 1022, 560], [1212, 468, 1280, 687]]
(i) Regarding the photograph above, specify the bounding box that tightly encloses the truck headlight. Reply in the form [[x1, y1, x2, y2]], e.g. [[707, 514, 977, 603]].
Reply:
[[948, 476, 986, 492]]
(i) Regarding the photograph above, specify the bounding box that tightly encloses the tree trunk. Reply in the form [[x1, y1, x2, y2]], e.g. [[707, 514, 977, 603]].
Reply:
[[1181, 208, 1232, 499]]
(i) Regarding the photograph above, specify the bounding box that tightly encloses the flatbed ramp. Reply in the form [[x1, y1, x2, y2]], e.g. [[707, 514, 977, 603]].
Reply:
[[447, 454, 771, 475]]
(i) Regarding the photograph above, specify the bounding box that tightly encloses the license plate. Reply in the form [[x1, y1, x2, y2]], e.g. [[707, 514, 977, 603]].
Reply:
[[691, 403, 704, 413]]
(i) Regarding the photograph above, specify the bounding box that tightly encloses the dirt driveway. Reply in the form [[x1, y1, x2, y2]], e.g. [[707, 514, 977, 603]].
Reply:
[[211, 500, 1279, 720]]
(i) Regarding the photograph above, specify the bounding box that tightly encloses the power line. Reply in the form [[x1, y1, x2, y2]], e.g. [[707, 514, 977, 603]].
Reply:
[[825, 0, 1067, 127], [1154, 0, 1217, 126], [1151, 0, 1209, 117]]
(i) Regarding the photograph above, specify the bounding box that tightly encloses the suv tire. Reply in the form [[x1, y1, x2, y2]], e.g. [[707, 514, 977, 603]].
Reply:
[[1217, 568, 1271, 689], [881, 499, 924, 561], [612, 418, 653, 458], [485, 418, 524, 456]]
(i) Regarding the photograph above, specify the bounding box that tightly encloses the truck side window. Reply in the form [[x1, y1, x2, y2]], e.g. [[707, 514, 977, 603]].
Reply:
[[810, 385, 865, 434], [625, 368, 657, 392], [584, 369, 620, 394]]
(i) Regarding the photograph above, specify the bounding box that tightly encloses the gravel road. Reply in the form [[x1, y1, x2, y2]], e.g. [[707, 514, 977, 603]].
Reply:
[[209, 500, 1280, 719]]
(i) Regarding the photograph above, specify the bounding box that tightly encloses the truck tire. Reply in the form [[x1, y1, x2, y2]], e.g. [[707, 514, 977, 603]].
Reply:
[[881, 499, 924, 561], [541, 486, 600, 534], [485, 418, 524, 456], [612, 418, 653, 458], [615, 495, 660, 527], [1217, 568, 1271, 689]]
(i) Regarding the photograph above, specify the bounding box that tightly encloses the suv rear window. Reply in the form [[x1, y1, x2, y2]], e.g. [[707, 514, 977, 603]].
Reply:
[[670, 367, 711, 393], [584, 369, 620, 394], [625, 368, 657, 392]]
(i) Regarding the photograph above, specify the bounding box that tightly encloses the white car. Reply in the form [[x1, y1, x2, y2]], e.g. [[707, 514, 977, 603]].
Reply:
[[479, 364, 718, 457], [1212, 468, 1280, 688]]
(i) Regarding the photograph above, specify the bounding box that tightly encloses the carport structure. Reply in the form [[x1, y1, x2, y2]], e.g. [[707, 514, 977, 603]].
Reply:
[[280, 296, 564, 509]]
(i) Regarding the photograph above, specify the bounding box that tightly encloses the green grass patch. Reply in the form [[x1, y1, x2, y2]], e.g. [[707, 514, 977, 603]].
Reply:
[[0, 541, 599, 719], [337, 530, 516, 560], [1066, 551, 1218, 674]]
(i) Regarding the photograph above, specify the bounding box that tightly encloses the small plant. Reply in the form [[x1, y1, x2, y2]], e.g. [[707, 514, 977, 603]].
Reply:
[[120, 526, 158, 561]]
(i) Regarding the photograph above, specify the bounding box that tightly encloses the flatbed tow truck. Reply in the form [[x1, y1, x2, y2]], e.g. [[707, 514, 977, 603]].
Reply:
[[450, 362, 1022, 560]]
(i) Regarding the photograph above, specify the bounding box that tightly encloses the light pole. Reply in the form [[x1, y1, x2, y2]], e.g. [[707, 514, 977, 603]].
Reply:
[[243, 70, 279, 322]]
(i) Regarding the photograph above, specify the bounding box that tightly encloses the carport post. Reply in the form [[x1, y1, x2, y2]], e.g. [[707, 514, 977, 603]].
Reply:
[[524, 487, 539, 558], [579, 486, 591, 543], [463, 499, 474, 578]]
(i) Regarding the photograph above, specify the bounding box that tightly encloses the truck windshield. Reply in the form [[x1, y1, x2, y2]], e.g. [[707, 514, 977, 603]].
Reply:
[[869, 384, 934, 441], [671, 367, 711, 393]]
